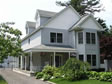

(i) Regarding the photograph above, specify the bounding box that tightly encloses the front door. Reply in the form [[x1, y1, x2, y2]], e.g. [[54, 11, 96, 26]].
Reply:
[[55, 56, 61, 67]]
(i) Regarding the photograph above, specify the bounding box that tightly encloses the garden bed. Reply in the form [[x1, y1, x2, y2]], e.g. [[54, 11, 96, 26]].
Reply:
[[50, 78, 112, 84]]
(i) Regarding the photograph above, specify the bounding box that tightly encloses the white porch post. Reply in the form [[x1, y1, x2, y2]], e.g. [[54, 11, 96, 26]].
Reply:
[[20, 56, 23, 69], [54, 52, 56, 67], [69, 52, 70, 59], [30, 52, 33, 72]]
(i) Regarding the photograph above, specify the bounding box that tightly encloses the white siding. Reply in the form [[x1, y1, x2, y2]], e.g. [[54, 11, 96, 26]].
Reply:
[[22, 30, 41, 50], [81, 17, 100, 30], [46, 8, 80, 30]]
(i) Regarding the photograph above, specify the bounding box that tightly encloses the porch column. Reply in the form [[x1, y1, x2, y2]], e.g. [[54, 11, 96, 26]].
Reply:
[[69, 52, 71, 59], [20, 56, 23, 69], [30, 52, 33, 72], [25, 56, 27, 70], [54, 52, 56, 67]]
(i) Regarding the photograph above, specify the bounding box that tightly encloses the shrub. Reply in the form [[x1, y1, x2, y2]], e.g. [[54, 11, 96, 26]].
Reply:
[[42, 65, 56, 76], [99, 72, 112, 82], [61, 58, 90, 81], [43, 74, 52, 81], [86, 71, 112, 82], [36, 72, 44, 79], [86, 71, 100, 80]]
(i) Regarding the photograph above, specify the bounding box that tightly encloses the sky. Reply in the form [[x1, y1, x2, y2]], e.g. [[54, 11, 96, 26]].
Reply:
[[0, 0, 112, 38]]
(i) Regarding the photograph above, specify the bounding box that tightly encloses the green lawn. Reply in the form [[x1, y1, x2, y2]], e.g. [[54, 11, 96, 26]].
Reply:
[[0, 75, 7, 84], [50, 78, 112, 84]]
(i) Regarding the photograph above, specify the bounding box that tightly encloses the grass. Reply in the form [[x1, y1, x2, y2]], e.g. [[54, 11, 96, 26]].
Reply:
[[0, 75, 7, 84], [50, 78, 112, 84]]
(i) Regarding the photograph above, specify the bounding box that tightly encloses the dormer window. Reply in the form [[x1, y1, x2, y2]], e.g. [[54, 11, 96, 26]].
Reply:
[[50, 32, 63, 43]]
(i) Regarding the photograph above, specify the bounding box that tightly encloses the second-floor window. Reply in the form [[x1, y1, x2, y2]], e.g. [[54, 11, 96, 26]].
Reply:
[[86, 32, 96, 44], [50, 32, 63, 43], [78, 32, 83, 44]]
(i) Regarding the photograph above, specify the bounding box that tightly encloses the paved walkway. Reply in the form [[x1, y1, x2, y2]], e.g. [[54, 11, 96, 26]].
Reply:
[[0, 68, 48, 84]]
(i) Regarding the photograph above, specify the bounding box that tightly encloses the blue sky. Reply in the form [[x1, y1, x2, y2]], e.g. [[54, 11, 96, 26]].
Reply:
[[0, 0, 112, 38]]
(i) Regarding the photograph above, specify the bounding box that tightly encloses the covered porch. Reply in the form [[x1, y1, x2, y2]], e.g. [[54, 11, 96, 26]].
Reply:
[[20, 45, 77, 72]]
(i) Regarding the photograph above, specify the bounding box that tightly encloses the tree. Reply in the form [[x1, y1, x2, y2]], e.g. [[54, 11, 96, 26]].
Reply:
[[56, 0, 102, 15], [100, 36, 112, 60], [0, 22, 23, 63]]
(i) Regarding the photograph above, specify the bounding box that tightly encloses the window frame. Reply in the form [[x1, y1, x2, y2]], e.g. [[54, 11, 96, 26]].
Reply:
[[50, 32, 63, 43], [78, 32, 83, 44], [86, 32, 96, 44], [87, 54, 96, 66], [79, 54, 84, 61]]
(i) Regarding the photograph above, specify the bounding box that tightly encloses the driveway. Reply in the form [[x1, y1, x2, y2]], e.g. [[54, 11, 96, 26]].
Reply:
[[0, 68, 48, 84]]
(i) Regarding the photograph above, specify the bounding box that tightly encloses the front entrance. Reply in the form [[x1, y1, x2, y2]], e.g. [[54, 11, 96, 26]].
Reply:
[[55, 56, 61, 67]]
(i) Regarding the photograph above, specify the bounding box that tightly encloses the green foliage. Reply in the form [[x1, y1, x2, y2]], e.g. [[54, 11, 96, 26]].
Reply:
[[42, 65, 57, 76], [61, 58, 90, 81], [43, 74, 52, 81], [87, 71, 112, 82], [36, 72, 44, 79], [86, 71, 100, 80], [99, 72, 112, 82], [56, 0, 102, 15], [0, 22, 23, 63]]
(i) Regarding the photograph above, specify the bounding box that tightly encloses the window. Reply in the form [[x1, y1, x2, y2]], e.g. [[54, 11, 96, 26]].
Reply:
[[50, 33, 56, 43], [86, 32, 96, 44], [78, 32, 83, 44], [92, 55, 96, 66], [50, 32, 63, 43], [79, 55, 84, 61], [57, 33, 63, 43], [91, 33, 96, 44], [87, 55, 91, 65], [87, 54, 96, 66], [86, 32, 91, 44], [28, 39, 30, 44]]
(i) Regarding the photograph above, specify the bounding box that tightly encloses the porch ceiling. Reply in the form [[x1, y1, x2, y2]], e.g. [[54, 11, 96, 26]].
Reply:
[[24, 45, 76, 52]]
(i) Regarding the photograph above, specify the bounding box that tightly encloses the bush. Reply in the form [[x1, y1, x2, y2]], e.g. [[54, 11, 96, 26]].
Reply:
[[61, 58, 90, 81], [86, 71, 112, 82], [86, 71, 100, 80], [36, 72, 44, 79], [99, 72, 112, 82], [43, 74, 52, 81], [42, 65, 56, 76]]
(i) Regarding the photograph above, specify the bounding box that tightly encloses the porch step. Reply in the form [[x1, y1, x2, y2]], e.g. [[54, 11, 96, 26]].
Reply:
[[13, 68, 34, 77]]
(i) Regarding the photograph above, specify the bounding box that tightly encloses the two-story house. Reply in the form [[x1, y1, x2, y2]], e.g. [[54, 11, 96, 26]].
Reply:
[[19, 6, 103, 73]]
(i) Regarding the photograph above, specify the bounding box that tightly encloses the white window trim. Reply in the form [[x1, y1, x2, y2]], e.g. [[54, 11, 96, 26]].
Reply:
[[86, 32, 96, 45], [78, 32, 83, 44], [50, 32, 64, 44], [87, 54, 97, 66]]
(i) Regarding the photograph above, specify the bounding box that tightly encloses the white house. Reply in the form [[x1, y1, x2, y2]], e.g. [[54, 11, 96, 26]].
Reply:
[[17, 6, 103, 73]]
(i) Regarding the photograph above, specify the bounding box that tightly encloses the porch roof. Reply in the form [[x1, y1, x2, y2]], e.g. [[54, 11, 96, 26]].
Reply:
[[24, 45, 76, 52]]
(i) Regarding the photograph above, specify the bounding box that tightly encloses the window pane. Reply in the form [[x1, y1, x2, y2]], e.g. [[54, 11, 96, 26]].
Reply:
[[50, 33, 56, 43], [86, 32, 91, 44], [78, 32, 83, 44], [87, 55, 91, 65], [92, 55, 96, 66], [91, 33, 96, 44], [79, 55, 84, 61], [57, 33, 63, 43]]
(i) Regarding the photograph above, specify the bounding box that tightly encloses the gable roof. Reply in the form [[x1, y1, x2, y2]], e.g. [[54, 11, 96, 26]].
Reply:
[[35, 9, 57, 20], [69, 14, 103, 31], [42, 5, 81, 27], [26, 21, 36, 28], [22, 5, 80, 41]]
